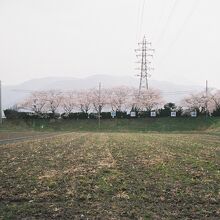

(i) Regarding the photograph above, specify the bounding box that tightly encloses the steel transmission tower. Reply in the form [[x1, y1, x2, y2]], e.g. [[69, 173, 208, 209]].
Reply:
[[135, 36, 154, 94]]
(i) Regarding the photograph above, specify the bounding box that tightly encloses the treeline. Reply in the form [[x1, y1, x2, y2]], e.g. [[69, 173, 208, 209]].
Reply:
[[4, 103, 220, 120], [3, 109, 178, 120], [4, 86, 220, 119]]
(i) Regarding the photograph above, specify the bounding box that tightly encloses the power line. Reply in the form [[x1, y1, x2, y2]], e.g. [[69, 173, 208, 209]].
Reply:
[[158, 0, 200, 64], [155, 0, 180, 45], [138, 0, 146, 40], [136, 0, 150, 42], [135, 0, 143, 42], [151, 0, 173, 42], [171, 0, 200, 45]]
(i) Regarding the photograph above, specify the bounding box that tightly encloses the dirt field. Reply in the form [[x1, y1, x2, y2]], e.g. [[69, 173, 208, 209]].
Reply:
[[0, 132, 219, 219], [0, 131, 44, 140], [0, 132, 64, 145]]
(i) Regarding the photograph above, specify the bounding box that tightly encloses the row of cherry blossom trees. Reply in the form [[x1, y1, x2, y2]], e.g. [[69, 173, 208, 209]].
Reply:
[[18, 86, 164, 114], [18, 86, 220, 115], [181, 89, 220, 114]]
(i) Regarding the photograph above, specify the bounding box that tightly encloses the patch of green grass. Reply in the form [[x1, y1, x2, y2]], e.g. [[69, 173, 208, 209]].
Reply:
[[1, 117, 220, 133]]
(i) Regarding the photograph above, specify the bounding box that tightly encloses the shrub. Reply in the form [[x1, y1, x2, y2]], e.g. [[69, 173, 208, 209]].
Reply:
[[78, 112, 89, 119], [116, 111, 127, 119], [48, 113, 60, 119], [62, 112, 88, 119], [212, 107, 220, 117], [4, 109, 20, 119], [158, 108, 170, 117], [61, 113, 69, 119], [89, 113, 98, 119], [138, 111, 150, 118], [176, 108, 183, 117], [101, 112, 111, 119], [67, 113, 78, 119]]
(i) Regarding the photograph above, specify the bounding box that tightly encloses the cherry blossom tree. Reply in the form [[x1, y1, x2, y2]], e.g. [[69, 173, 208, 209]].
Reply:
[[134, 89, 164, 111], [211, 90, 220, 110], [108, 86, 131, 111], [76, 90, 92, 113], [19, 91, 47, 114], [44, 90, 63, 114], [90, 88, 108, 113], [61, 91, 77, 114], [181, 90, 216, 114]]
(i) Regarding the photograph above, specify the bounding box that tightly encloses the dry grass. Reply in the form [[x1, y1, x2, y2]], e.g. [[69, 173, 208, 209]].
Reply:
[[0, 131, 44, 140], [0, 132, 219, 219]]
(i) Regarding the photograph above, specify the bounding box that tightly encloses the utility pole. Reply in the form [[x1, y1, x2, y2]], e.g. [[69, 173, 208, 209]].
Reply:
[[98, 82, 101, 129], [205, 80, 208, 120], [135, 35, 154, 95], [0, 80, 2, 124]]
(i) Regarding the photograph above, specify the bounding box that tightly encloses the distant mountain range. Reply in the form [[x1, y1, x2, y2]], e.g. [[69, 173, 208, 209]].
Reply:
[[2, 75, 204, 110]]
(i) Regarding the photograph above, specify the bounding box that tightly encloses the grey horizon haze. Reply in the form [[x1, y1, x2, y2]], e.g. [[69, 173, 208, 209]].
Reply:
[[0, 0, 220, 88]]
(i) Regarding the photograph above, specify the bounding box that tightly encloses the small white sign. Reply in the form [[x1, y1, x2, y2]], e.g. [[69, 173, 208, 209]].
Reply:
[[171, 112, 176, 117], [130, 112, 136, 117], [111, 111, 116, 118], [151, 111, 156, 117], [191, 111, 197, 117]]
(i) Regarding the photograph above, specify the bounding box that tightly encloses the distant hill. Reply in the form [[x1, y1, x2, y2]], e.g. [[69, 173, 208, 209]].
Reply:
[[2, 75, 203, 110]]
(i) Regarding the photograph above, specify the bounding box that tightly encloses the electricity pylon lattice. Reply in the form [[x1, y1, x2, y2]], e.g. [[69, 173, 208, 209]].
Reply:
[[135, 36, 154, 94]]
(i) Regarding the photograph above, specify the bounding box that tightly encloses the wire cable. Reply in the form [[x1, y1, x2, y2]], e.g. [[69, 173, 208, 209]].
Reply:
[[136, 0, 150, 42], [151, 0, 174, 42], [138, 0, 146, 40], [135, 0, 143, 42], [158, 0, 200, 64], [155, 0, 180, 45]]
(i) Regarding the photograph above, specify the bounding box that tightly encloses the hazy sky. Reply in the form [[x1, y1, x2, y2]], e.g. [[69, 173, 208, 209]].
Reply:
[[0, 0, 220, 88]]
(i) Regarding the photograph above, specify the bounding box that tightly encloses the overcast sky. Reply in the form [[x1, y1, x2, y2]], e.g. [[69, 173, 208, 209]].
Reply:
[[0, 0, 219, 88]]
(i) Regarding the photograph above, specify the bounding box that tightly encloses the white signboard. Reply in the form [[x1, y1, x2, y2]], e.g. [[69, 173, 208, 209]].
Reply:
[[151, 111, 156, 117], [191, 111, 197, 117], [130, 112, 136, 117], [111, 111, 116, 118], [171, 112, 176, 117]]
